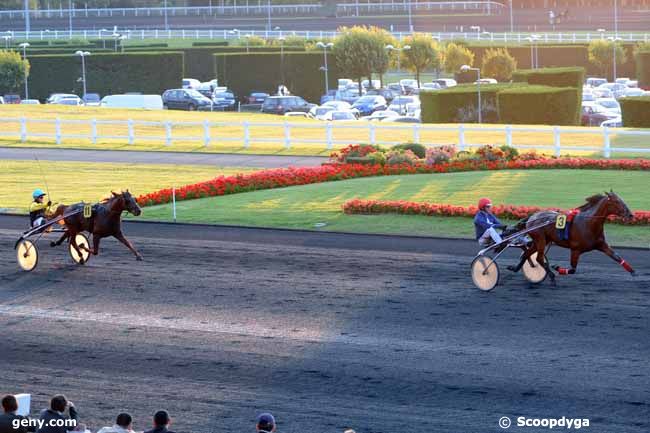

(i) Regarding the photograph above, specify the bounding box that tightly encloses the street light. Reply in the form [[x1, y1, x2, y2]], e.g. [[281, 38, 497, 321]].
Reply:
[[508, 0, 513, 32], [608, 36, 622, 81], [75, 50, 90, 100], [244, 34, 252, 53], [24, 0, 31, 34], [406, 0, 413, 33], [278, 36, 286, 84], [597, 28, 606, 40], [163, 0, 169, 31], [99, 28, 108, 48], [316, 41, 334, 95], [2, 35, 12, 49], [68, 0, 73, 38], [460, 64, 482, 123], [385, 44, 410, 73], [526, 34, 541, 69], [614, 0, 618, 36], [19, 42, 30, 99]]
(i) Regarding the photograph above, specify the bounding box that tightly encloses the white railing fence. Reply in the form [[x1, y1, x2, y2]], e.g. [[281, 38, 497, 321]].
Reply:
[[1, 117, 649, 158]]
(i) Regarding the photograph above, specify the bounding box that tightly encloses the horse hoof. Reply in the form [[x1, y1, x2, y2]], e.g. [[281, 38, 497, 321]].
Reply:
[[630, 270, 637, 277], [136, 255, 143, 262], [50, 241, 56, 248], [506, 265, 517, 272]]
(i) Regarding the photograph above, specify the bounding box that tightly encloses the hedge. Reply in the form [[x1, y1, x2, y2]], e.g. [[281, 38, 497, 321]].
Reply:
[[191, 42, 229, 47], [27, 52, 184, 101], [214, 52, 338, 103], [420, 83, 521, 123], [620, 96, 650, 127], [636, 51, 650, 88], [497, 85, 580, 125]]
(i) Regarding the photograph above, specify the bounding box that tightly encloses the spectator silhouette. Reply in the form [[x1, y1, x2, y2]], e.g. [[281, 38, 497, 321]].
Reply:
[[0, 395, 35, 433], [256, 413, 276, 433], [37, 396, 77, 433], [143, 411, 175, 433], [97, 413, 135, 433]]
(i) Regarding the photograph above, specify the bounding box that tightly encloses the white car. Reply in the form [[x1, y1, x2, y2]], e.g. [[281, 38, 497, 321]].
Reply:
[[20, 99, 41, 104], [388, 96, 420, 115], [585, 77, 607, 88], [322, 110, 357, 121], [592, 87, 614, 99], [601, 117, 622, 128], [182, 78, 201, 89], [47, 93, 79, 104], [338, 79, 353, 91], [322, 100, 353, 111], [595, 98, 621, 115], [283, 111, 310, 118], [100, 94, 163, 110], [53, 96, 84, 106], [433, 78, 458, 88], [310, 106, 336, 120], [421, 82, 442, 91], [362, 110, 399, 121], [362, 79, 381, 89], [620, 87, 646, 98], [476, 78, 498, 84], [615, 78, 631, 86], [597, 82, 627, 99]]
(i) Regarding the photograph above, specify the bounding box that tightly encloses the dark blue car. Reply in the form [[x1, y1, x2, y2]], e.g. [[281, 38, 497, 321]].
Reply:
[[351, 95, 387, 116]]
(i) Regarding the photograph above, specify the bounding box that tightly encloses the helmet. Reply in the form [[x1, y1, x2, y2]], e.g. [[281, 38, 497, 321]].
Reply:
[[32, 188, 46, 199], [478, 197, 492, 210]]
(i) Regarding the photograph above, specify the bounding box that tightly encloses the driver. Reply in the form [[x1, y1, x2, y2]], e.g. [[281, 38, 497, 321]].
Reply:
[[474, 197, 507, 246], [29, 188, 52, 227]]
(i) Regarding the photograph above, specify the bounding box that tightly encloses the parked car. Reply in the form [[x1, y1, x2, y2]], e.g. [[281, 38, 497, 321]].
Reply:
[[581, 102, 618, 126], [322, 110, 357, 121], [595, 98, 621, 115], [626, 80, 638, 88], [400, 79, 419, 93], [53, 95, 84, 106], [261, 96, 313, 115], [47, 93, 79, 104], [3, 94, 21, 104], [338, 79, 353, 90], [614, 77, 631, 86], [361, 79, 381, 90], [181, 78, 201, 89], [421, 82, 442, 91], [365, 88, 395, 103], [336, 88, 362, 104], [320, 89, 338, 104], [284, 111, 310, 118], [382, 116, 421, 123], [0, 96, 4, 104], [597, 82, 627, 99], [592, 87, 614, 99], [620, 87, 646, 98], [582, 92, 595, 102], [197, 83, 215, 98], [351, 95, 387, 116], [362, 110, 399, 121], [212, 91, 237, 111], [388, 96, 420, 115], [100, 94, 163, 110], [476, 78, 498, 84], [310, 106, 336, 120], [20, 99, 41, 104], [433, 78, 458, 88], [585, 77, 607, 88], [83, 93, 101, 106], [246, 92, 269, 104], [162, 89, 213, 111], [600, 117, 622, 128], [322, 100, 353, 111], [387, 82, 406, 95]]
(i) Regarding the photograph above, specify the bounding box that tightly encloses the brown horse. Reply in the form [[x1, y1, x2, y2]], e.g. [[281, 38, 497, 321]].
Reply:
[[510, 191, 636, 284], [50, 190, 143, 263]]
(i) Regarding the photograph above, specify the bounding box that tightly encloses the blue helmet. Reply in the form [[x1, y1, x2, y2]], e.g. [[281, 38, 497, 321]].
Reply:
[[32, 188, 46, 199]]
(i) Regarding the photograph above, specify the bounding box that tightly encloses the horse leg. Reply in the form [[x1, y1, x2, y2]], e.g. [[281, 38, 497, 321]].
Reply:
[[92, 235, 101, 256], [114, 232, 143, 261], [598, 243, 636, 276], [553, 249, 581, 275], [508, 245, 536, 273], [535, 238, 556, 285], [50, 231, 69, 248]]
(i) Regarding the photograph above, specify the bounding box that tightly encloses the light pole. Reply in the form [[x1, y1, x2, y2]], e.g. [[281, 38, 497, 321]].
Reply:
[[316, 41, 333, 95], [164, 0, 169, 31], [68, 0, 73, 38], [597, 28, 606, 40], [19, 42, 30, 100], [278, 36, 285, 84], [2, 35, 11, 50], [75, 50, 90, 100], [608, 36, 622, 81], [614, 0, 618, 36], [267, 0, 272, 33], [406, 0, 413, 33], [24, 0, 30, 34], [244, 34, 252, 53], [461, 64, 482, 123], [112, 33, 120, 51], [508, 0, 513, 32]]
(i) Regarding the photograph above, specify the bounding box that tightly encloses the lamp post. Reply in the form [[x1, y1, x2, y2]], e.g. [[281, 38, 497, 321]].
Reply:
[[75, 50, 90, 100], [508, 0, 513, 32], [163, 0, 169, 31], [68, 0, 73, 38], [19, 42, 30, 100], [385, 44, 410, 73], [2, 35, 12, 49], [460, 64, 481, 123], [24, 0, 30, 34], [608, 36, 622, 81], [470, 25, 481, 40], [244, 34, 252, 53], [316, 41, 334, 95], [267, 0, 272, 33], [407, 0, 413, 33], [597, 28, 606, 40], [278, 36, 285, 84], [99, 28, 108, 48], [614, 0, 618, 37]]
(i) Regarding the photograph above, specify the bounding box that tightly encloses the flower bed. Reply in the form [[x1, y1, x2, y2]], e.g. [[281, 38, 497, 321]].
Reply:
[[136, 148, 650, 208], [342, 199, 650, 226]]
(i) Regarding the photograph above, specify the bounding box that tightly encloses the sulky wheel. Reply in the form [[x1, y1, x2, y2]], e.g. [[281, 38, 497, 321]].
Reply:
[[16, 239, 38, 272], [69, 233, 91, 265], [521, 251, 547, 284], [471, 255, 499, 291]]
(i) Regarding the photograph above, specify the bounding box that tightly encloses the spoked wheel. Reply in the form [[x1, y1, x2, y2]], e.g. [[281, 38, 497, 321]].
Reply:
[[69, 233, 91, 265], [471, 255, 500, 291], [16, 239, 38, 272], [521, 251, 548, 284]]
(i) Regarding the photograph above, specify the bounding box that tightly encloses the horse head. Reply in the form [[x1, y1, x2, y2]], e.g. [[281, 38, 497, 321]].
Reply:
[[604, 190, 633, 221], [112, 190, 142, 216]]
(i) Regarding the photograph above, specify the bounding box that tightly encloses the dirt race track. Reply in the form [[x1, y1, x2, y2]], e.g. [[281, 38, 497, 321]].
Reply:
[[1, 215, 649, 433]]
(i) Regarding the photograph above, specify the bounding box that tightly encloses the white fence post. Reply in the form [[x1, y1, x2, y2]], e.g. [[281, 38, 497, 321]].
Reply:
[[369, 122, 376, 145], [91, 118, 97, 144], [413, 123, 420, 143], [326, 122, 333, 150], [55, 118, 62, 144], [20, 117, 27, 142], [553, 126, 561, 157], [458, 124, 465, 151], [603, 126, 611, 158], [203, 120, 211, 147], [127, 119, 135, 145], [243, 121, 250, 148], [505, 124, 512, 147], [165, 121, 172, 146], [284, 121, 291, 149]]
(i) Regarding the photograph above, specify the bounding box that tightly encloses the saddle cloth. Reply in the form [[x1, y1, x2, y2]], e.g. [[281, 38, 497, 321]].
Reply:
[[556, 209, 580, 241]]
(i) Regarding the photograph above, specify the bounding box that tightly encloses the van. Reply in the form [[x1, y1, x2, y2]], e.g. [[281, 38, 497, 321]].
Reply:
[[100, 94, 164, 110], [433, 78, 457, 88], [182, 78, 201, 89]]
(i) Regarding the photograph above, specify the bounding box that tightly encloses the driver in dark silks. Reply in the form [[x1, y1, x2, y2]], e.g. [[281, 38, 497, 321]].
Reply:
[[474, 197, 507, 247], [29, 188, 53, 228]]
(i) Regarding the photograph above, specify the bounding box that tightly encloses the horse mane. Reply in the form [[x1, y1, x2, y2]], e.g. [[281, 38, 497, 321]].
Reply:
[[577, 193, 606, 211]]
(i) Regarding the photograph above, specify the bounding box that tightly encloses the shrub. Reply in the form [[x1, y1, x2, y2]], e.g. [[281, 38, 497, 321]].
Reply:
[[475, 145, 506, 161], [636, 51, 650, 88], [386, 149, 419, 166], [393, 142, 427, 158], [620, 96, 650, 127], [443, 43, 474, 74], [481, 48, 517, 82], [425, 145, 457, 165], [513, 66, 585, 88], [0, 50, 29, 94], [499, 145, 519, 161], [589, 40, 626, 80], [497, 85, 579, 125], [329, 144, 382, 163], [400, 33, 442, 87]]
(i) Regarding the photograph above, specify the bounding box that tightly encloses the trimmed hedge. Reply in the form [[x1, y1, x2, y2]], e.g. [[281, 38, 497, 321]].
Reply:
[[214, 52, 338, 103], [497, 85, 580, 125], [620, 96, 650, 127], [192, 42, 229, 47], [637, 51, 650, 88], [28, 52, 184, 101], [420, 83, 520, 123]]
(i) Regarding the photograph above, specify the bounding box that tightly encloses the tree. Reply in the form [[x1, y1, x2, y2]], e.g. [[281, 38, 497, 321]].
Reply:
[[333, 26, 383, 94], [400, 33, 441, 88], [589, 40, 626, 80], [442, 42, 474, 75], [368, 26, 395, 88], [481, 48, 517, 82], [0, 50, 29, 95]]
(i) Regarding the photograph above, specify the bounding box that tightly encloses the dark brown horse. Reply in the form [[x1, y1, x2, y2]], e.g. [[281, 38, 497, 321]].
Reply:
[[510, 191, 636, 284], [50, 190, 143, 263]]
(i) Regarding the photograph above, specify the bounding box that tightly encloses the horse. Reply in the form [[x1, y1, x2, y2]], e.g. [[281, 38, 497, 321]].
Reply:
[[49, 190, 143, 263], [509, 191, 636, 284]]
